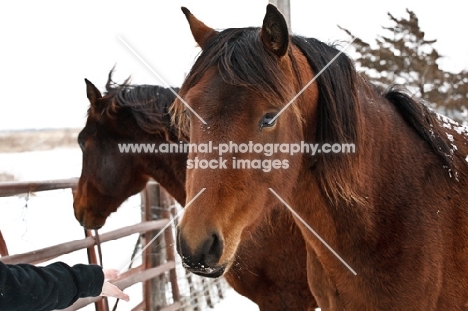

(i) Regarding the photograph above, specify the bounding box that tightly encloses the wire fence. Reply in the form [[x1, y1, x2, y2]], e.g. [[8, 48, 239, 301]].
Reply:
[[140, 182, 229, 311]]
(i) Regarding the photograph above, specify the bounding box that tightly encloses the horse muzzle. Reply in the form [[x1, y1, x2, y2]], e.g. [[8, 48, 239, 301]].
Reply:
[[73, 203, 105, 230], [177, 228, 226, 278]]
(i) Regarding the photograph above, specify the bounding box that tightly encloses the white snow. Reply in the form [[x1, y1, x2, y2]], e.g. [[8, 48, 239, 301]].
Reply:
[[212, 289, 259, 310], [0, 148, 82, 181], [436, 113, 468, 137], [454, 125, 468, 136], [446, 132, 454, 143], [436, 113, 458, 127]]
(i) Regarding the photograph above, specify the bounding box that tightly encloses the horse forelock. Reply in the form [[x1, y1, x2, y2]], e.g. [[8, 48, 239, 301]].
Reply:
[[171, 27, 303, 137]]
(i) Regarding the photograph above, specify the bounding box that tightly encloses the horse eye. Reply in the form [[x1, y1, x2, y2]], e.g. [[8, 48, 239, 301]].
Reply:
[[184, 109, 191, 118], [260, 113, 277, 130], [77, 133, 85, 150], [78, 139, 85, 150]]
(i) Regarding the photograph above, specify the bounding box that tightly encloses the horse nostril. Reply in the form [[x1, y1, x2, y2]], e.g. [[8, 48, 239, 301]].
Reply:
[[202, 232, 224, 266], [210, 233, 223, 257], [177, 229, 224, 268]]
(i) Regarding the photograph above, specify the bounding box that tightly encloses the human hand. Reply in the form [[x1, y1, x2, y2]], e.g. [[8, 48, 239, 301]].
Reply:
[[100, 269, 130, 302]]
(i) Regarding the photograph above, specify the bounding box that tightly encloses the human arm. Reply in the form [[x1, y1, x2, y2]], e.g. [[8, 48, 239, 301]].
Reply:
[[0, 261, 126, 311]]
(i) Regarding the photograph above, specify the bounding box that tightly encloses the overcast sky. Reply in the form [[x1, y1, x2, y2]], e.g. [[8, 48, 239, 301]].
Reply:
[[0, 0, 466, 131]]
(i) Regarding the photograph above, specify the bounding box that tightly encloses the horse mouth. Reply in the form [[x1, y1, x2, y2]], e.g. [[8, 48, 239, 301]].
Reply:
[[181, 261, 226, 278], [77, 217, 103, 230]]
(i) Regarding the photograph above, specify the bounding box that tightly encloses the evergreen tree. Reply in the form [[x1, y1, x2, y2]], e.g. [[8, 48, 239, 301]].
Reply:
[[340, 9, 467, 124]]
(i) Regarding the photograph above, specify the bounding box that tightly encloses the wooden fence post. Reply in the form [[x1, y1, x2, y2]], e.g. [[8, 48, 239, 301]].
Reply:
[[141, 181, 167, 310], [159, 188, 181, 305], [84, 229, 109, 311]]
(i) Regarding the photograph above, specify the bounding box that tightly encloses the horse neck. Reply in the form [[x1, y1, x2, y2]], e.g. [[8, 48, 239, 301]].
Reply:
[[147, 152, 187, 205], [123, 85, 188, 205], [294, 81, 460, 249], [133, 124, 187, 205]]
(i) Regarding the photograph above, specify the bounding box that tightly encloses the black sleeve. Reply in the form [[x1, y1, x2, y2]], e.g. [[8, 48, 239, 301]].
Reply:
[[0, 260, 104, 311]]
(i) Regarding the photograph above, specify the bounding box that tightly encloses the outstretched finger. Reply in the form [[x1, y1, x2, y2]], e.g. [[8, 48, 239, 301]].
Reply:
[[101, 282, 130, 302]]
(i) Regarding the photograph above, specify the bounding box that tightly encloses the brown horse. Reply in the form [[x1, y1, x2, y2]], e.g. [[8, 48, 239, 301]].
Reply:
[[174, 5, 468, 310], [73, 71, 317, 310]]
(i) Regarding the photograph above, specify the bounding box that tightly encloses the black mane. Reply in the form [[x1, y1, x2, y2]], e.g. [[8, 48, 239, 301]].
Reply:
[[384, 85, 454, 169], [291, 36, 454, 172], [175, 28, 456, 203], [104, 70, 179, 135]]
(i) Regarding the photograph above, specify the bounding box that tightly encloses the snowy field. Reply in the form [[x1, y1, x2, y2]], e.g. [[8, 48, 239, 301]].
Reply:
[[0, 147, 259, 310]]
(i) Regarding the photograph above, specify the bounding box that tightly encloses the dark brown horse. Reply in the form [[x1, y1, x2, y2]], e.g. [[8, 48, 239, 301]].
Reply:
[[73, 71, 317, 310], [174, 5, 468, 310]]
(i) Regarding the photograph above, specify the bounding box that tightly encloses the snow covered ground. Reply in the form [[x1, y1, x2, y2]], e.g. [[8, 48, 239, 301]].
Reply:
[[0, 147, 259, 310], [212, 288, 259, 310]]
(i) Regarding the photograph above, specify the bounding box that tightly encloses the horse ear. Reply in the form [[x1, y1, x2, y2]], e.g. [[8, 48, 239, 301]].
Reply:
[[85, 78, 102, 107], [261, 4, 289, 57], [181, 7, 218, 49]]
